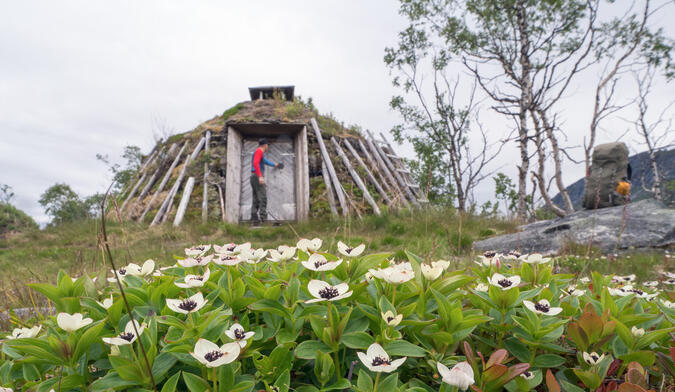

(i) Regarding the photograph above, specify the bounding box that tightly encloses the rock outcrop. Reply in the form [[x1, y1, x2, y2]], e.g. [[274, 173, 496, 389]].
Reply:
[[474, 199, 674, 255]]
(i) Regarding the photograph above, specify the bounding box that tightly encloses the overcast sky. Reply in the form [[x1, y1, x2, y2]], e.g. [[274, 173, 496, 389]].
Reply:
[[1, 1, 673, 225]]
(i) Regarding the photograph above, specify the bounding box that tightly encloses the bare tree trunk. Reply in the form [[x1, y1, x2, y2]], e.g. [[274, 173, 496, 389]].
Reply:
[[516, 0, 532, 222], [531, 114, 567, 217]]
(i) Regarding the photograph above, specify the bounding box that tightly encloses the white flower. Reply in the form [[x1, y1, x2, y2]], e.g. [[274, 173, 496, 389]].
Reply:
[[224, 323, 255, 348], [56, 313, 93, 332], [579, 277, 591, 284], [268, 247, 296, 262], [125, 259, 155, 277], [107, 267, 128, 283], [102, 320, 145, 346], [233, 242, 252, 255], [0, 387, 13, 392], [297, 238, 322, 253], [420, 263, 442, 281], [643, 281, 659, 287], [665, 278, 675, 285], [301, 253, 343, 271], [487, 273, 521, 290], [357, 343, 406, 373], [305, 280, 352, 303], [520, 370, 535, 380], [609, 285, 657, 299], [503, 251, 524, 261], [381, 310, 402, 327], [560, 286, 585, 298], [475, 252, 501, 267], [582, 351, 606, 365], [662, 271, 675, 279], [369, 263, 415, 284], [337, 241, 365, 257], [213, 254, 241, 266], [631, 326, 645, 337], [437, 361, 475, 390], [178, 255, 213, 268], [213, 243, 236, 255], [474, 283, 489, 292], [185, 245, 211, 257], [166, 292, 207, 314], [523, 299, 562, 316], [6, 325, 41, 339], [612, 274, 636, 283], [97, 295, 114, 309], [190, 338, 240, 368], [524, 253, 551, 264], [432, 259, 451, 270], [241, 248, 268, 264], [661, 299, 675, 309], [175, 268, 211, 288]]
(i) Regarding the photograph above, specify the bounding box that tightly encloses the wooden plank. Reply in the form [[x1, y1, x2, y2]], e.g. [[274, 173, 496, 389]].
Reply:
[[120, 172, 147, 213], [173, 176, 195, 226], [294, 126, 310, 221], [215, 183, 225, 221], [224, 127, 242, 223], [138, 144, 175, 201], [357, 138, 396, 197], [202, 131, 211, 223], [380, 132, 421, 198], [321, 160, 339, 216], [342, 138, 391, 205], [331, 137, 381, 215], [151, 137, 205, 226], [364, 135, 409, 207], [138, 146, 159, 174], [368, 130, 418, 205], [139, 141, 187, 221], [310, 118, 348, 215]]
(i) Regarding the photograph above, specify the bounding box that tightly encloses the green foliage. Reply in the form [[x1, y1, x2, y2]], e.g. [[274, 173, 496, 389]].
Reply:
[[38, 183, 89, 225], [222, 103, 244, 120], [0, 202, 38, 236], [96, 145, 142, 194]]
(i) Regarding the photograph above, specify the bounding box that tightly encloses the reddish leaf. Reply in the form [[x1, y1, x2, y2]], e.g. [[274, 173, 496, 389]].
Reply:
[[606, 381, 618, 391], [617, 382, 649, 392], [482, 363, 508, 381], [546, 369, 561, 392], [486, 349, 508, 369], [670, 347, 675, 363], [464, 341, 476, 367], [607, 359, 623, 377]]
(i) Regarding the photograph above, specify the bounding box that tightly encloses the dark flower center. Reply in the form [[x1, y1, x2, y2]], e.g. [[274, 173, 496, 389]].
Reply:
[[118, 268, 126, 275], [630, 288, 644, 295], [346, 247, 353, 253], [509, 251, 521, 257], [227, 245, 236, 251], [523, 371, 532, 377], [314, 259, 328, 268], [234, 328, 246, 340], [194, 257, 203, 263], [591, 354, 598, 361], [204, 350, 224, 362], [497, 278, 513, 288], [372, 356, 391, 366], [387, 316, 394, 322], [195, 246, 205, 251], [484, 251, 496, 258], [623, 277, 630, 281], [119, 332, 135, 341], [318, 286, 339, 299], [534, 302, 550, 313], [179, 299, 198, 311]]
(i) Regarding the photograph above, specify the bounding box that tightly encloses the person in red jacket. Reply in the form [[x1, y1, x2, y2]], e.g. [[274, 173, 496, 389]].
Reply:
[[250, 139, 278, 224]]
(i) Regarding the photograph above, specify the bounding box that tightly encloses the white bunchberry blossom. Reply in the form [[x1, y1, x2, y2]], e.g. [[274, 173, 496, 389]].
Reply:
[[213, 243, 237, 255], [437, 361, 475, 390], [305, 280, 352, 303], [166, 292, 207, 314], [125, 259, 155, 277], [420, 263, 443, 281], [583, 351, 606, 365], [523, 299, 562, 316], [268, 246, 296, 262], [643, 281, 659, 287], [381, 310, 402, 327], [357, 343, 406, 373], [520, 371, 535, 380], [612, 274, 636, 284], [241, 248, 267, 264], [369, 263, 415, 284], [107, 267, 128, 283], [213, 253, 241, 266], [185, 245, 211, 257], [631, 326, 645, 337], [6, 325, 41, 339], [224, 323, 255, 348], [57, 313, 93, 332], [487, 273, 521, 290], [524, 253, 551, 264], [178, 255, 214, 268], [474, 283, 489, 292], [297, 238, 322, 253], [102, 320, 145, 346], [475, 251, 501, 267], [432, 259, 451, 270], [301, 253, 343, 271], [97, 294, 114, 309], [175, 268, 211, 288], [661, 299, 675, 309], [190, 338, 240, 368], [337, 241, 365, 257]]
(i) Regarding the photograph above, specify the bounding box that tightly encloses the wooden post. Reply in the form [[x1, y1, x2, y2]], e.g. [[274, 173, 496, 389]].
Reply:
[[321, 160, 338, 216], [379, 132, 421, 198], [294, 126, 310, 221], [343, 138, 391, 205], [331, 137, 381, 215], [120, 172, 147, 213], [357, 138, 396, 197], [364, 135, 409, 207], [311, 118, 348, 215], [138, 145, 159, 174], [202, 131, 211, 223], [138, 144, 175, 201], [151, 137, 205, 226], [367, 130, 418, 205], [173, 177, 195, 226], [139, 142, 187, 221], [215, 183, 226, 221]]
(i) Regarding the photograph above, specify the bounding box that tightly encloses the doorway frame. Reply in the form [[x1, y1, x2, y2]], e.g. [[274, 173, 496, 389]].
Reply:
[[224, 123, 309, 223]]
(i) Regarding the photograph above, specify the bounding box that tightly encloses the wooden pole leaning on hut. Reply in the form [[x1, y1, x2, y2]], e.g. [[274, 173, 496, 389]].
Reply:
[[202, 131, 211, 223], [139, 141, 187, 221], [120, 146, 165, 212], [310, 118, 348, 216], [342, 138, 391, 205], [137, 143, 177, 202], [331, 137, 381, 215], [356, 138, 396, 197], [173, 176, 195, 226], [363, 135, 409, 207], [367, 130, 418, 205], [150, 136, 206, 226], [379, 132, 423, 200], [321, 160, 339, 216]]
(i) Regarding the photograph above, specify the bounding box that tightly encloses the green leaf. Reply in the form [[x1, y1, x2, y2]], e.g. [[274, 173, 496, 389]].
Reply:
[[572, 369, 602, 390], [532, 354, 565, 368], [90, 372, 140, 391], [384, 340, 426, 357], [152, 351, 178, 381], [376, 373, 398, 391], [357, 369, 373, 392], [274, 369, 291, 392], [249, 299, 290, 319], [161, 371, 181, 392], [618, 351, 655, 367], [504, 337, 531, 363], [314, 351, 335, 386], [183, 371, 211, 392], [341, 332, 374, 349], [295, 340, 334, 360], [635, 327, 675, 349], [323, 378, 352, 391], [72, 320, 105, 362]]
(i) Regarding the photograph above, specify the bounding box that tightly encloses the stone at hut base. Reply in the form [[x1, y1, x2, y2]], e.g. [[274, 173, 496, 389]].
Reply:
[[474, 199, 674, 254]]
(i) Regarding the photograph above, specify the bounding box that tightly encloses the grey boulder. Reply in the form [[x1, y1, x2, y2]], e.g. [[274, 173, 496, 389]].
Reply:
[[474, 199, 674, 255]]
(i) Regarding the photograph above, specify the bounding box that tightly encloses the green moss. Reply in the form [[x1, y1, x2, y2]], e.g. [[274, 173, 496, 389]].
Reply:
[[222, 103, 244, 121], [0, 203, 38, 237]]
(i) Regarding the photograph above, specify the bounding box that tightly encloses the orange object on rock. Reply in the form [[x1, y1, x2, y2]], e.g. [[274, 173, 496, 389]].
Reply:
[[616, 181, 631, 196]]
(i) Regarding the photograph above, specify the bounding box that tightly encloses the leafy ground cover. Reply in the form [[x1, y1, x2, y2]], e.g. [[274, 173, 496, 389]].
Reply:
[[1, 236, 674, 391]]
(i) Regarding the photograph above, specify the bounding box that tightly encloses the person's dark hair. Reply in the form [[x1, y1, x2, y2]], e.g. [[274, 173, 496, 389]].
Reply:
[[258, 138, 269, 146]]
